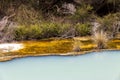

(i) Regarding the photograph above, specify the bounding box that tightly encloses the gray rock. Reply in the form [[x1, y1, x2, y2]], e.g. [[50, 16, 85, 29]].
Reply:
[[61, 3, 76, 15]]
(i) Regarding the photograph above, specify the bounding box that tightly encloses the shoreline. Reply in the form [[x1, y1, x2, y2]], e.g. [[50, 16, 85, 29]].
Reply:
[[0, 49, 120, 62]]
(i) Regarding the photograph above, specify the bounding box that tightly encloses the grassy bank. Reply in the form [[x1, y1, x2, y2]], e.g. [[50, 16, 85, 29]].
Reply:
[[0, 0, 120, 42]]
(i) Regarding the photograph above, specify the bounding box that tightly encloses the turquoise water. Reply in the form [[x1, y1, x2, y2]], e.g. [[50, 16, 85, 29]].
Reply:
[[0, 51, 120, 80]]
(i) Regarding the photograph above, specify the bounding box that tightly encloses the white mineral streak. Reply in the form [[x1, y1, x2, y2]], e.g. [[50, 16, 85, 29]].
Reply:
[[0, 43, 24, 52]]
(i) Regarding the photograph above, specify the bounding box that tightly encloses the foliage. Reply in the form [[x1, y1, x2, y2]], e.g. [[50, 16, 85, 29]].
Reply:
[[13, 4, 42, 25], [75, 23, 92, 36], [97, 13, 120, 38], [72, 4, 93, 23], [0, 0, 120, 42], [14, 22, 71, 40], [41, 22, 60, 38], [40, 22, 70, 38], [14, 25, 42, 40], [107, 0, 120, 9], [14, 25, 28, 40], [7, 21, 93, 41]]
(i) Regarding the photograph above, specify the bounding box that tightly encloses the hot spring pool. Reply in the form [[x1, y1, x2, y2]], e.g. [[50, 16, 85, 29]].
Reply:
[[0, 51, 120, 80]]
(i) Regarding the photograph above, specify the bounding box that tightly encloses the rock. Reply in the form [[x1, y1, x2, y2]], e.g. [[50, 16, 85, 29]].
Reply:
[[92, 22, 101, 33], [61, 3, 76, 15]]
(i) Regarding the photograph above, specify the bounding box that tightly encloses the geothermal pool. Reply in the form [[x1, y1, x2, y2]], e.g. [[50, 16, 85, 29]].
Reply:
[[0, 51, 120, 80]]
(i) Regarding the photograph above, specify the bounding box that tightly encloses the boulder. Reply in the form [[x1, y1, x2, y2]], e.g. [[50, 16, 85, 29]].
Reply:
[[61, 3, 76, 15]]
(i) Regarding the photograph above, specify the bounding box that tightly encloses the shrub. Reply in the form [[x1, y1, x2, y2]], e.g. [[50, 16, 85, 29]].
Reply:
[[14, 22, 71, 40], [72, 38, 82, 52], [14, 25, 42, 40], [72, 4, 93, 23], [25, 24, 43, 39], [40, 22, 61, 38], [97, 13, 120, 38], [14, 25, 27, 40], [13, 4, 42, 25], [40, 22, 71, 38], [92, 31, 108, 49], [75, 23, 92, 36]]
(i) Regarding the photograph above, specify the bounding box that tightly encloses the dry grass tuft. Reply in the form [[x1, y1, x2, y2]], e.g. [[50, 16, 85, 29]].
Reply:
[[72, 38, 82, 52], [93, 31, 108, 49]]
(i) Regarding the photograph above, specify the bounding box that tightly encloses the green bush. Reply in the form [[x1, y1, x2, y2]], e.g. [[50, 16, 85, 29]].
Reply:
[[40, 22, 60, 38], [75, 23, 92, 36], [72, 4, 93, 23], [14, 25, 42, 40], [14, 25, 27, 40], [40, 22, 70, 38], [14, 22, 71, 40], [25, 25, 42, 39]]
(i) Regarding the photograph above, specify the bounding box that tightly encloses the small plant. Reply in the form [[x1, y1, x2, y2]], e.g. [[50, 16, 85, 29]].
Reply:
[[93, 31, 108, 49], [13, 22, 71, 40], [40, 22, 61, 38], [72, 38, 82, 52], [25, 24, 43, 39], [14, 25, 28, 40], [14, 25, 42, 40], [40, 22, 71, 38], [72, 4, 93, 23], [75, 23, 92, 36]]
